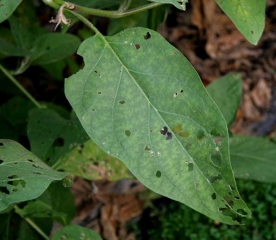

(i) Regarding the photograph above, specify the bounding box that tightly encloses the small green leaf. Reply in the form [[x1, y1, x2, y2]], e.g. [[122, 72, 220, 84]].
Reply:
[[31, 33, 81, 65], [27, 109, 89, 166], [65, 27, 251, 224], [0, 139, 69, 212], [230, 135, 276, 183], [52, 225, 102, 240], [149, 0, 187, 10], [207, 73, 242, 127], [0, 0, 22, 24], [58, 140, 131, 181], [215, 0, 266, 45], [15, 182, 75, 225]]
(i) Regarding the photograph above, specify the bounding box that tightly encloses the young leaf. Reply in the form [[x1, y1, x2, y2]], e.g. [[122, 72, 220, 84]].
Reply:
[[215, 0, 266, 45], [30, 33, 81, 65], [230, 135, 276, 183], [149, 0, 187, 10], [0, 139, 69, 212], [0, 0, 22, 24], [65, 27, 251, 224], [52, 225, 102, 240], [27, 109, 89, 166], [206, 73, 242, 127]]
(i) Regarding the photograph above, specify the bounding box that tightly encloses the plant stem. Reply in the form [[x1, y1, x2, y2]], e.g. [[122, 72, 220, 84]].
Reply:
[[70, 2, 163, 19], [14, 205, 50, 240], [0, 64, 44, 109]]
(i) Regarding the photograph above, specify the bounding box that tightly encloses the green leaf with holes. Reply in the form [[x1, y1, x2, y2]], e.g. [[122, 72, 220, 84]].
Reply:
[[207, 73, 242, 127], [65, 27, 251, 224], [215, 0, 266, 45], [52, 225, 102, 240], [149, 0, 187, 10], [27, 108, 89, 166], [0, 0, 22, 24], [0, 139, 69, 212], [230, 135, 276, 183], [57, 140, 131, 181]]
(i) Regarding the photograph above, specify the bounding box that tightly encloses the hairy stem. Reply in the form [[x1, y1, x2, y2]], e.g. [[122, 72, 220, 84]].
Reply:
[[68, 2, 163, 19], [14, 205, 50, 240], [0, 64, 44, 109]]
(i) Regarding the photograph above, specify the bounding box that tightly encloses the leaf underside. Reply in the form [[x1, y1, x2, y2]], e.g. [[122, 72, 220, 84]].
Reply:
[[65, 27, 251, 224], [0, 139, 68, 212]]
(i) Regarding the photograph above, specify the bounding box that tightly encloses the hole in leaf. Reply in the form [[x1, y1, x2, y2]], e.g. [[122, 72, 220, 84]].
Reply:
[[166, 132, 172, 140], [92, 108, 95, 111], [188, 163, 193, 171], [0, 159, 3, 164], [160, 126, 168, 135], [180, 90, 183, 93], [125, 130, 131, 137], [0, 142, 3, 146], [28, 159, 34, 163], [196, 130, 205, 141], [135, 44, 140, 49], [32, 164, 42, 169], [251, 30, 254, 34], [156, 170, 161, 178], [224, 199, 234, 207], [229, 185, 235, 191], [210, 151, 222, 167], [211, 193, 216, 200], [237, 209, 247, 215], [173, 92, 178, 97], [98, 91, 102, 94], [53, 137, 64, 147], [94, 70, 98, 73], [119, 100, 125, 104], [144, 32, 151, 40], [0, 186, 9, 194], [208, 174, 222, 183], [144, 146, 151, 151], [234, 196, 240, 200]]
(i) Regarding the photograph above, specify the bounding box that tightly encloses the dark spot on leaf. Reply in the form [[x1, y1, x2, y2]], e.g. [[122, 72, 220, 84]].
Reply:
[[13, 162, 18, 164], [150, 129, 153, 133], [173, 51, 176, 55], [94, 70, 98, 73], [0, 142, 3, 146], [144, 32, 151, 40], [166, 132, 172, 140], [144, 146, 151, 151], [92, 108, 95, 111], [160, 126, 168, 135], [0, 159, 3, 164], [125, 130, 131, 137], [196, 130, 205, 141], [180, 90, 183, 93], [12, 188, 18, 192], [119, 100, 125, 104], [28, 159, 34, 163], [234, 196, 240, 200], [46, 46, 50, 50], [135, 44, 140, 49], [0, 186, 9, 194], [32, 164, 42, 169], [174, 92, 178, 97], [156, 170, 161, 178], [188, 163, 193, 171], [172, 124, 182, 133], [229, 185, 235, 191], [98, 91, 102, 94], [251, 30, 254, 34], [53, 137, 64, 147], [211, 193, 216, 200]]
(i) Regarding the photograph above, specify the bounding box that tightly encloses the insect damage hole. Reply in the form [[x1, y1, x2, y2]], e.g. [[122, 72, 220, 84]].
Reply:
[[156, 170, 161, 178], [144, 32, 151, 40], [119, 100, 125, 104], [125, 130, 131, 137], [135, 44, 140, 50]]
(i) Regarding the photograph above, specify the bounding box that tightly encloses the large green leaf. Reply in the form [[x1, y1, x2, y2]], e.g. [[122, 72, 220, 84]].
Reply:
[[230, 135, 276, 183], [149, 0, 187, 10], [0, 0, 22, 24], [65, 27, 251, 224], [27, 109, 89, 166], [52, 225, 102, 240], [0, 139, 68, 212], [215, 0, 266, 45], [207, 74, 242, 127]]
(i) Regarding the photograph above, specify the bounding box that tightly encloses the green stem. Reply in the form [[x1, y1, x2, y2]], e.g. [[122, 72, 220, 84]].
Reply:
[[14, 205, 50, 240], [71, 2, 163, 19], [0, 64, 43, 109]]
